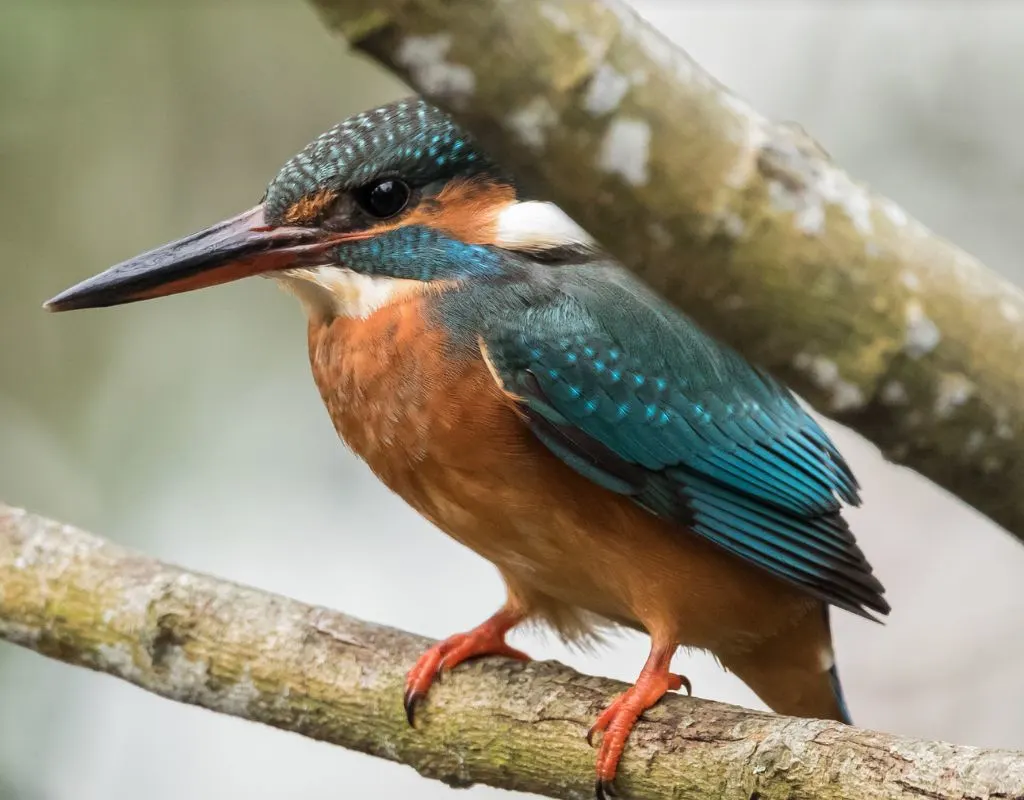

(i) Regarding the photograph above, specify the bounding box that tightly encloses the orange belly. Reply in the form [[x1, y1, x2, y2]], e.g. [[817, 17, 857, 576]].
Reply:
[[307, 298, 816, 653]]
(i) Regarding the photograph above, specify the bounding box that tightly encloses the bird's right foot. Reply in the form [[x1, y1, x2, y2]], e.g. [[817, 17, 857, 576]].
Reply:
[[586, 645, 689, 799], [403, 608, 530, 726]]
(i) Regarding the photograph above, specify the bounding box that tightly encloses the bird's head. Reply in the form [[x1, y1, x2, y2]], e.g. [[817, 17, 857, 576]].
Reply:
[[45, 98, 594, 318]]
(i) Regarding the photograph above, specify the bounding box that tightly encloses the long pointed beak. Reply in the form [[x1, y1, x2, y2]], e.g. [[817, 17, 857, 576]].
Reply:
[[44, 205, 339, 312]]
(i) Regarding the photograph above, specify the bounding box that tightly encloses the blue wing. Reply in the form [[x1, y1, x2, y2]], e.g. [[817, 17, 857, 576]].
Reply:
[[480, 267, 888, 620]]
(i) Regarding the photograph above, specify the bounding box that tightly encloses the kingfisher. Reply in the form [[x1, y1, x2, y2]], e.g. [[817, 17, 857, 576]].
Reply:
[[47, 98, 888, 797]]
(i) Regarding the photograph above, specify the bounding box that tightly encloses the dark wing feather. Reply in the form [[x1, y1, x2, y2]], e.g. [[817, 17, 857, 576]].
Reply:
[[481, 267, 888, 620]]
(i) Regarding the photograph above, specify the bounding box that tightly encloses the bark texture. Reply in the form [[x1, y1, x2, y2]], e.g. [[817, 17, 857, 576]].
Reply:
[[308, 0, 1024, 543], [2, 503, 1022, 799]]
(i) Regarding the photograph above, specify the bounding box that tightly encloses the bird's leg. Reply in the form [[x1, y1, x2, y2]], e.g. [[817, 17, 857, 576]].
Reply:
[[404, 605, 530, 725], [587, 642, 690, 799]]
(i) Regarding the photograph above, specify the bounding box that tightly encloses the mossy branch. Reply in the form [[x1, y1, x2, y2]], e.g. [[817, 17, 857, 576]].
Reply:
[[3, 503, 1023, 798], [308, 0, 1024, 543]]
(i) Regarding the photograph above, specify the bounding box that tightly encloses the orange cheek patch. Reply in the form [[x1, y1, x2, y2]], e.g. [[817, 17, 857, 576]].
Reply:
[[322, 178, 516, 248], [398, 178, 516, 245], [284, 188, 339, 225]]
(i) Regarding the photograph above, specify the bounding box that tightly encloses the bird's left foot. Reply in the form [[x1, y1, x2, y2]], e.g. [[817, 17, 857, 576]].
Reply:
[[404, 607, 529, 726], [587, 648, 689, 799]]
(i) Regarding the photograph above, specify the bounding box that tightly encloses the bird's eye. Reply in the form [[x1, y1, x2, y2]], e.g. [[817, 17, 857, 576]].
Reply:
[[355, 178, 411, 219]]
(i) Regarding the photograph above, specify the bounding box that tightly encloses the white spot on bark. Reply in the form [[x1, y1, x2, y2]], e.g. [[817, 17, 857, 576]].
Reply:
[[161, 646, 210, 691], [965, 430, 986, 454], [508, 97, 558, 151], [763, 140, 874, 236], [599, 118, 650, 186], [901, 271, 921, 291], [880, 381, 908, 405], [377, 735, 402, 761], [96, 643, 140, 678], [539, 2, 572, 30], [818, 647, 835, 672], [904, 300, 941, 358], [724, 114, 770, 189], [793, 353, 865, 412], [792, 197, 825, 236], [13, 523, 101, 572], [994, 408, 1014, 440], [820, 166, 873, 236], [647, 222, 673, 251], [1000, 299, 1022, 322], [584, 63, 631, 116], [880, 198, 909, 229], [934, 374, 975, 419], [721, 212, 746, 238], [575, 32, 607, 63], [769, 178, 824, 235], [216, 670, 261, 717], [395, 35, 475, 108]]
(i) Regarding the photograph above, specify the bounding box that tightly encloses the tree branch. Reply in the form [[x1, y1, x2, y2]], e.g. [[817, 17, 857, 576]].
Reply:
[[3, 503, 1022, 799], [307, 0, 1024, 544]]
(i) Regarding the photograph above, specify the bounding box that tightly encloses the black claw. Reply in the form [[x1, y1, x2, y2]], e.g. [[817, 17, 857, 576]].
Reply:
[[586, 727, 599, 747], [403, 688, 423, 727], [595, 778, 618, 799], [680, 674, 693, 696]]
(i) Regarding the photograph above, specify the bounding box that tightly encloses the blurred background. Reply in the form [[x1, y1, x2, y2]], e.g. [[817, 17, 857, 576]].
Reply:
[[2, 1, 1024, 798]]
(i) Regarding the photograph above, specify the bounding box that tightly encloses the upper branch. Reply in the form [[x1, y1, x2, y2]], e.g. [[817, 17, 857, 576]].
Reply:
[[2, 503, 1022, 798], [308, 0, 1024, 543]]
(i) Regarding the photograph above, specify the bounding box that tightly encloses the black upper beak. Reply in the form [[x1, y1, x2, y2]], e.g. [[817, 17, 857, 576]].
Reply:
[[44, 205, 336, 312]]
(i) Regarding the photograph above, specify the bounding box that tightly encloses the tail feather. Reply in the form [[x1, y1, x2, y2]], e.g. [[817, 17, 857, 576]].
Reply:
[[720, 605, 852, 723], [828, 660, 853, 724], [822, 605, 852, 724]]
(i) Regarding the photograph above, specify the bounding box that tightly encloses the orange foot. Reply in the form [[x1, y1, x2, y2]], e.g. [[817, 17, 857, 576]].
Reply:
[[587, 646, 689, 799], [404, 607, 529, 726]]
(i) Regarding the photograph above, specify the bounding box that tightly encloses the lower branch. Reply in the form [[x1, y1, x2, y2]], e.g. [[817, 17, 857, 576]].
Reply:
[[1, 503, 1021, 799]]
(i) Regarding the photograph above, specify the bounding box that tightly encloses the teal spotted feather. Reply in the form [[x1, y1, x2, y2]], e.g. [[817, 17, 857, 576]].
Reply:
[[469, 264, 889, 620]]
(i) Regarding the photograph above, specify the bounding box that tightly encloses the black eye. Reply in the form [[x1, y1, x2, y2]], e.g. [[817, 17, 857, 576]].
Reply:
[[355, 178, 411, 219]]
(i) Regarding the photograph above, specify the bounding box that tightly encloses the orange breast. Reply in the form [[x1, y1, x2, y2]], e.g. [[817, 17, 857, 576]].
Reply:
[[308, 296, 816, 652]]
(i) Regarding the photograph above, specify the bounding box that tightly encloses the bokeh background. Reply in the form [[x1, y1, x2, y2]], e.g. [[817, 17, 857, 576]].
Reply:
[[3, 1, 1024, 798]]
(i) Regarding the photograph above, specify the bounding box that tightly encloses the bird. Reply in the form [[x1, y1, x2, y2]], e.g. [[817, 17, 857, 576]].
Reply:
[[46, 98, 889, 797]]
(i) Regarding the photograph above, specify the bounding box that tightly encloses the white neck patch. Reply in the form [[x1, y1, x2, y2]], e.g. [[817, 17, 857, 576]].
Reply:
[[493, 201, 596, 252], [276, 267, 416, 320]]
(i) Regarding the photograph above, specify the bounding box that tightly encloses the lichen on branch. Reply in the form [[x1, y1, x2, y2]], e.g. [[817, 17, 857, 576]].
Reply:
[[2, 503, 1023, 799], [308, 0, 1024, 544]]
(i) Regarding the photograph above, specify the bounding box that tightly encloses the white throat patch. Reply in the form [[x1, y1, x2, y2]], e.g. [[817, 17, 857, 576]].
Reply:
[[276, 267, 415, 320], [493, 201, 596, 252]]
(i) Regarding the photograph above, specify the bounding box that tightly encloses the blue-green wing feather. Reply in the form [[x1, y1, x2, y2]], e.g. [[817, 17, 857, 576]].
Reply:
[[480, 266, 888, 620]]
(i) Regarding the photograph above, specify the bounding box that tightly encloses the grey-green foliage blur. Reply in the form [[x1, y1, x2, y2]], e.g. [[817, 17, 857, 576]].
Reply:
[[2, 2, 1024, 800]]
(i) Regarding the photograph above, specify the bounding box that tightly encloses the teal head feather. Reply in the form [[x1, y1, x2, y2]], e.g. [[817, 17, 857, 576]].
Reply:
[[264, 98, 502, 225]]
